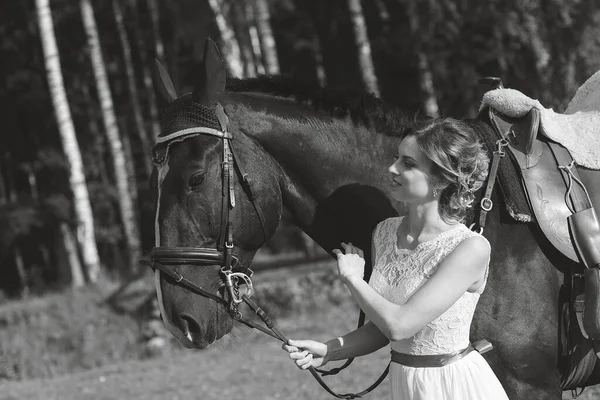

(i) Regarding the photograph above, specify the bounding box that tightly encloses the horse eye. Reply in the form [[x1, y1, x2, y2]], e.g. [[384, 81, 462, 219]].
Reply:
[[189, 172, 206, 188]]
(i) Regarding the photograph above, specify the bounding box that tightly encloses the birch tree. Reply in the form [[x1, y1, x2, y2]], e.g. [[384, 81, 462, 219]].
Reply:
[[130, 0, 161, 139], [146, 0, 164, 62], [80, 0, 141, 271], [253, 0, 279, 74], [231, 2, 259, 77], [241, 2, 262, 76], [347, 0, 380, 96], [206, 0, 244, 77], [113, 0, 152, 176], [34, 0, 102, 282], [308, 34, 327, 87], [406, 0, 440, 117]]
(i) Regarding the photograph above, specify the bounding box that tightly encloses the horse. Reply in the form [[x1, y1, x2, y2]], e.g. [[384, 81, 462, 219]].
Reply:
[[145, 39, 600, 399]]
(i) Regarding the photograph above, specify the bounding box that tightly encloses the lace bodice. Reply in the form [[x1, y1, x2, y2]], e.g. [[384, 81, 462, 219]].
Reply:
[[369, 217, 489, 355]]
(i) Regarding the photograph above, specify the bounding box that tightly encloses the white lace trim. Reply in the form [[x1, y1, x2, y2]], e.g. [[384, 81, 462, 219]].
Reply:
[[369, 217, 489, 355]]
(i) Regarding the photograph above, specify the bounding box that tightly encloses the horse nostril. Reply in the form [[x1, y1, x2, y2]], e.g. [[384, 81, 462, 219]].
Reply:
[[180, 314, 202, 336]]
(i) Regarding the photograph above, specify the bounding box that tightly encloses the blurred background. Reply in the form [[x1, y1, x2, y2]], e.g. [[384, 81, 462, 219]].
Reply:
[[1, 0, 600, 398]]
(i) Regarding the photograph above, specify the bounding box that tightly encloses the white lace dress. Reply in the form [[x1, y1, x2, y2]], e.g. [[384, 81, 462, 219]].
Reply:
[[369, 217, 509, 400]]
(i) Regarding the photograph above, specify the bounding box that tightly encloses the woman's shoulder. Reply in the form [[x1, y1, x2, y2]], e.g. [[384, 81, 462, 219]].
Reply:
[[444, 225, 491, 259], [439, 223, 490, 253], [374, 216, 403, 235]]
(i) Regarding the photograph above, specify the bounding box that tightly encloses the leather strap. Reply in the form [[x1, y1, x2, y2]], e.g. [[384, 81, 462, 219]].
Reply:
[[142, 259, 227, 306], [391, 344, 474, 368], [547, 141, 592, 213], [390, 339, 493, 368], [241, 294, 388, 399], [475, 135, 508, 232]]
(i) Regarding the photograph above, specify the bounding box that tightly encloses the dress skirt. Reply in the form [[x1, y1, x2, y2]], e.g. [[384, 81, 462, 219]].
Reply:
[[389, 351, 509, 400]]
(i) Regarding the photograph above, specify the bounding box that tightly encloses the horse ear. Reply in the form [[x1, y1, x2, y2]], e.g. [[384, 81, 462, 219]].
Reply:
[[154, 59, 178, 102], [192, 37, 226, 105]]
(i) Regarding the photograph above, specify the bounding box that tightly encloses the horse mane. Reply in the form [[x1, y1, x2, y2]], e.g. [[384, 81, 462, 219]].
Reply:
[[226, 74, 419, 135]]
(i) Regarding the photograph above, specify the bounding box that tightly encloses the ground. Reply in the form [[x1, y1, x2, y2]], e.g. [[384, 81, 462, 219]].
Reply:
[[1, 262, 599, 400]]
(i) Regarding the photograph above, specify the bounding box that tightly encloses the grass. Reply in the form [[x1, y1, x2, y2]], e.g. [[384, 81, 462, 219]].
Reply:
[[1, 260, 599, 399], [0, 260, 348, 382], [0, 278, 144, 381]]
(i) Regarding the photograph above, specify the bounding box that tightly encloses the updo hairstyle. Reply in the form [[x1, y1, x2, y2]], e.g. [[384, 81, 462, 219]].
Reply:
[[406, 118, 490, 223]]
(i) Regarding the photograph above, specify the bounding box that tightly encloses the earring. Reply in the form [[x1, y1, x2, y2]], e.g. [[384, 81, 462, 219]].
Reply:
[[433, 188, 438, 197]]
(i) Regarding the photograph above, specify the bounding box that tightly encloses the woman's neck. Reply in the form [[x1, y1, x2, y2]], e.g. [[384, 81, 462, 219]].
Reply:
[[405, 201, 455, 236]]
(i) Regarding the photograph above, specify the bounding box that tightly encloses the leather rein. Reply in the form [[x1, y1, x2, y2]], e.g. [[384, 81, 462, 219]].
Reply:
[[141, 103, 384, 399]]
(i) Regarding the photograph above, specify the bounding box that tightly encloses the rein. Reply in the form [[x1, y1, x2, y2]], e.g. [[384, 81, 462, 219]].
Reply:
[[145, 102, 387, 399]]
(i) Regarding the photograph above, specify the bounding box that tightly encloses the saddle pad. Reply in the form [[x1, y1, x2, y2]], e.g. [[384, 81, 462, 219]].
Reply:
[[480, 85, 600, 170]]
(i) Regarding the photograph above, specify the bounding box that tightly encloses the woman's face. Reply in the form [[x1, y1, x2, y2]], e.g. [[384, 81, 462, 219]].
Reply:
[[388, 135, 437, 203]]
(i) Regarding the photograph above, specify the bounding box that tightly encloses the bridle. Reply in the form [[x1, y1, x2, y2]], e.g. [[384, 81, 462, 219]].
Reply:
[[141, 101, 387, 399], [140, 102, 274, 336]]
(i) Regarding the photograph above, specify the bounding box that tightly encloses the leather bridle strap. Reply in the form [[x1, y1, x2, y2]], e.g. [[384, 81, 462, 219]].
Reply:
[[241, 294, 389, 399], [142, 259, 226, 305], [228, 143, 270, 243], [471, 111, 509, 234]]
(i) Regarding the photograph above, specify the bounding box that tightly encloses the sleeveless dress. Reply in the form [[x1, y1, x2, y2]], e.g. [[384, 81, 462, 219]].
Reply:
[[369, 217, 509, 400]]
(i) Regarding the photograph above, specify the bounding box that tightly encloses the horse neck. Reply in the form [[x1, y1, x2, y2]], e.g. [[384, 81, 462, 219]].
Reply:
[[224, 92, 403, 256]]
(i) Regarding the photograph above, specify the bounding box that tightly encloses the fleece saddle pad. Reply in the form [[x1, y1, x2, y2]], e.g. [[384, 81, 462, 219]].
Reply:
[[480, 76, 600, 170]]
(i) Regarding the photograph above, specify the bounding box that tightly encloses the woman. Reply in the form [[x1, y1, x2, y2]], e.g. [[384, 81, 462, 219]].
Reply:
[[282, 118, 509, 399]]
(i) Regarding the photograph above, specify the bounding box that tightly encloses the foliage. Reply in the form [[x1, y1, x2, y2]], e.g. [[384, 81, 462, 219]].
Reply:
[[1, 0, 600, 296]]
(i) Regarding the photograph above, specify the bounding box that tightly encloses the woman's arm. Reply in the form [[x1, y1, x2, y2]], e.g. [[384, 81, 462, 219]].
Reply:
[[283, 320, 389, 370], [341, 235, 490, 341], [283, 226, 389, 370], [323, 320, 389, 362]]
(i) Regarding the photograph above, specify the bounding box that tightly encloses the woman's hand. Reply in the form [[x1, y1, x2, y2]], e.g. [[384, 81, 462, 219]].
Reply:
[[333, 242, 365, 284], [282, 339, 328, 370]]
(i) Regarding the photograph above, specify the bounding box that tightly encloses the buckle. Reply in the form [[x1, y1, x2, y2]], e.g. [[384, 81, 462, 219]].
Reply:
[[495, 138, 509, 156], [480, 197, 493, 212]]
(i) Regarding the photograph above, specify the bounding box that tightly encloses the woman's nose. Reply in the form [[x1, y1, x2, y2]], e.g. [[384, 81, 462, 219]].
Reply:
[[388, 163, 398, 175]]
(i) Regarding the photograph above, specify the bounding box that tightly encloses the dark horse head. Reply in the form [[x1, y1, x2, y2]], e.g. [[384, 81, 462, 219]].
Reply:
[[148, 39, 600, 398], [150, 38, 403, 348]]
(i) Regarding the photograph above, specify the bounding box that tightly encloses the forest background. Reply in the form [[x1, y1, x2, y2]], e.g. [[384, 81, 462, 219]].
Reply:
[[1, 0, 600, 387]]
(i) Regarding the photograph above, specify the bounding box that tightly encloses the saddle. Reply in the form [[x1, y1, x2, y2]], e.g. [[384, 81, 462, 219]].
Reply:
[[479, 78, 600, 342]]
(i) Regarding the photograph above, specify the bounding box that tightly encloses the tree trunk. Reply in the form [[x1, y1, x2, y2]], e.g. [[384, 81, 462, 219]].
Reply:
[[25, 164, 39, 201], [60, 223, 85, 287], [417, 51, 439, 117], [374, 0, 390, 25], [245, 3, 265, 75], [253, 0, 279, 74], [0, 158, 7, 205], [347, 0, 380, 96], [525, 15, 550, 75], [112, 0, 152, 177], [206, 0, 244, 77], [5, 155, 17, 204], [80, 78, 111, 184], [232, 2, 258, 77], [34, 0, 102, 282], [120, 120, 140, 209], [406, 0, 439, 117], [14, 246, 29, 298], [129, 0, 161, 140], [80, 0, 141, 272], [313, 35, 327, 87], [25, 164, 54, 282], [146, 0, 164, 62]]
